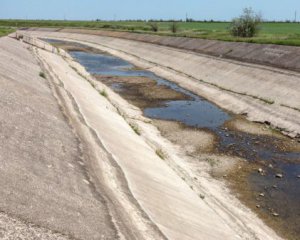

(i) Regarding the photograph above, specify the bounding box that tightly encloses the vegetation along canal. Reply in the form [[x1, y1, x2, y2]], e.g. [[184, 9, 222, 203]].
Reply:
[[46, 39, 300, 239]]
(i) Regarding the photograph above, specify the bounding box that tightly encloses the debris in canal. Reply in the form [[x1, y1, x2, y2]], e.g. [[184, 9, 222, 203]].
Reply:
[[275, 173, 283, 178]]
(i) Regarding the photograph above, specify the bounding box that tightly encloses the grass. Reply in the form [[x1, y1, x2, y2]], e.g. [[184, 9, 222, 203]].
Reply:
[[1, 19, 300, 46], [0, 27, 15, 37]]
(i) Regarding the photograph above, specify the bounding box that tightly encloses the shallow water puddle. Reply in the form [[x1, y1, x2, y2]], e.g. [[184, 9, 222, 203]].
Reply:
[[70, 51, 231, 128], [45, 39, 300, 239]]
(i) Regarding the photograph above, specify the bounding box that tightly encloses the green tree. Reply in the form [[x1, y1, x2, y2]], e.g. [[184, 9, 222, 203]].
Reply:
[[230, 8, 262, 37]]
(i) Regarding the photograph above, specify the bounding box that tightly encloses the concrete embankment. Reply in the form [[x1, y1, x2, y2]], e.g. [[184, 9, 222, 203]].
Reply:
[[24, 28, 300, 72], [19, 30, 300, 138], [0, 36, 118, 239], [57, 29, 300, 73]]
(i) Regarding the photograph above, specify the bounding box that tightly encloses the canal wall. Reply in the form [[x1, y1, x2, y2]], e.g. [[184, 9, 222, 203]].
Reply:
[[58, 28, 300, 73]]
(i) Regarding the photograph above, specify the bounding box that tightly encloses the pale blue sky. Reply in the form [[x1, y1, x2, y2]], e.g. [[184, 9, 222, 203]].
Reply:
[[1, 0, 299, 21]]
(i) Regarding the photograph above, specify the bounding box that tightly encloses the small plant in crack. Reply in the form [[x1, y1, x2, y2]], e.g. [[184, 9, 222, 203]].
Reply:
[[39, 72, 46, 79], [100, 89, 108, 98], [205, 158, 218, 167], [156, 149, 165, 160], [129, 123, 141, 136], [89, 81, 96, 88]]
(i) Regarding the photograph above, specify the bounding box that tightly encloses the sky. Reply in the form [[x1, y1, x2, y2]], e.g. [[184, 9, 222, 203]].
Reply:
[[1, 0, 299, 21]]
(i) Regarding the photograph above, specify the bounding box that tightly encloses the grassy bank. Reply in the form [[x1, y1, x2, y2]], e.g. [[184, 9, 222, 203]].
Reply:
[[1, 19, 300, 46], [0, 27, 15, 37]]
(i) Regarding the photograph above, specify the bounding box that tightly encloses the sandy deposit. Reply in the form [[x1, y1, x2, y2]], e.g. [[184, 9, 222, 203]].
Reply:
[[153, 119, 216, 154], [224, 117, 285, 138]]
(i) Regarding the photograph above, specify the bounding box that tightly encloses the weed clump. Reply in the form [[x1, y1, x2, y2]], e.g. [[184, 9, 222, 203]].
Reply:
[[39, 72, 46, 79], [129, 123, 141, 135], [100, 89, 108, 98], [205, 158, 218, 167], [156, 149, 165, 160]]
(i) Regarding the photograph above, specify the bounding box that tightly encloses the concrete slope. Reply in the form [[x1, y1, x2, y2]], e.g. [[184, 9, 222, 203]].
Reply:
[[36, 43, 244, 240], [0, 37, 118, 239], [58, 28, 300, 72], [22, 31, 300, 137]]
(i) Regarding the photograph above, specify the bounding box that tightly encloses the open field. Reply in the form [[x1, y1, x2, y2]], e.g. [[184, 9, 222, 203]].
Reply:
[[1, 20, 300, 45]]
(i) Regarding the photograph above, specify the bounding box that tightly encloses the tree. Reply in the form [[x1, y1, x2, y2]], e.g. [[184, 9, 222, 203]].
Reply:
[[230, 8, 262, 38]]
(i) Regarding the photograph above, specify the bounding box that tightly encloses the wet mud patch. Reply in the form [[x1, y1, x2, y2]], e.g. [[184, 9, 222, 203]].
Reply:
[[228, 162, 300, 240], [224, 117, 300, 153], [42, 38, 106, 54], [217, 127, 300, 162], [94, 75, 190, 109]]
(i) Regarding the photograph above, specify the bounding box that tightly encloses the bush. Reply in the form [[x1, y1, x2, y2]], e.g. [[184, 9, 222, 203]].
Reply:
[[230, 8, 262, 38], [149, 22, 158, 32], [170, 22, 179, 34], [126, 26, 135, 31]]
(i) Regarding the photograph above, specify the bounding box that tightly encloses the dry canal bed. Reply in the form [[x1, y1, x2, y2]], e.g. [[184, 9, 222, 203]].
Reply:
[[47, 39, 300, 239]]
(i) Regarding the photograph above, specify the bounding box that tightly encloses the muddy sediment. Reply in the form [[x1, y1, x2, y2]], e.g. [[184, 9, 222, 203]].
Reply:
[[225, 117, 285, 138], [94, 75, 190, 108], [49, 41, 300, 240], [225, 117, 300, 152], [42, 38, 106, 54], [228, 163, 300, 240]]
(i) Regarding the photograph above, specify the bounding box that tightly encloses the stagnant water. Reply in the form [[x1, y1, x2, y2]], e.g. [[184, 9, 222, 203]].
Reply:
[[46, 40, 300, 237]]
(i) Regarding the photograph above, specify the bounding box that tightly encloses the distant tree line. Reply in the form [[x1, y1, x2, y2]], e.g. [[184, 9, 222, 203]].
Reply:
[[96, 18, 227, 23], [95, 8, 298, 38], [95, 18, 299, 24]]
